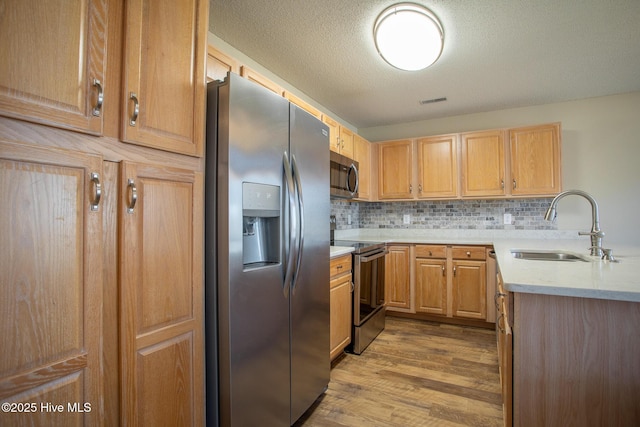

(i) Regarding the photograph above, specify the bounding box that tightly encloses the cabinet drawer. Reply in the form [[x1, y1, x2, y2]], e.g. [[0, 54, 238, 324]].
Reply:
[[330, 254, 352, 278], [452, 246, 486, 260], [415, 245, 447, 259]]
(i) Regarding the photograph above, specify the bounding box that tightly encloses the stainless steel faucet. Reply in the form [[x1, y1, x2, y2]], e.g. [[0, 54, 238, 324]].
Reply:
[[544, 190, 605, 257]]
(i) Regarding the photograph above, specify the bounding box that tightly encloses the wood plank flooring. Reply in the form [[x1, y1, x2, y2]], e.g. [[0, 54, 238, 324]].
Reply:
[[295, 316, 503, 427]]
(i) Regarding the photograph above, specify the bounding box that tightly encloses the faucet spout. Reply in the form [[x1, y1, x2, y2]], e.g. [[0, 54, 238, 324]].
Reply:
[[545, 190, 604, 256]]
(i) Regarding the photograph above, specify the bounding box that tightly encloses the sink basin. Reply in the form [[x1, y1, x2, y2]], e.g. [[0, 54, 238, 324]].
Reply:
[[510, 250, 591, 262]]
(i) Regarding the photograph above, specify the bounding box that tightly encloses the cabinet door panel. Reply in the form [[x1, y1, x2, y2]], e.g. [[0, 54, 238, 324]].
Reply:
[[0, 141, 103, 425], [461, 131, 505, 197], [452, 261, 487, 319], [509, 123, 561, 195], [385, 246, 411, 309], [417, 135, 457, 198], [120, 161, 204, 425], [415, 259, 447, 315], [122, 0, 207, 156], [330, 276, 352, 360], [353, 134, 371, 200], [0, 0, 106, 135], [378, 140, 413, 199]]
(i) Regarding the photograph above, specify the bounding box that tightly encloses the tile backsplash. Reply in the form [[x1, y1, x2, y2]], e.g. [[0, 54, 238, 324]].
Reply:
[[331, 198, 556, 230]]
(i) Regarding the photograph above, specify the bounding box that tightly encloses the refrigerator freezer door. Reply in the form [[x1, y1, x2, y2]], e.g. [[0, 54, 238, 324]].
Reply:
[[216, 74, 291, 426], [289, 104, 330, 423]]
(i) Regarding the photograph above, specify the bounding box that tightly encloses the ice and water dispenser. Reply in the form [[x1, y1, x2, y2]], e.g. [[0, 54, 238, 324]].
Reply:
[[242, 182, 280, 269]]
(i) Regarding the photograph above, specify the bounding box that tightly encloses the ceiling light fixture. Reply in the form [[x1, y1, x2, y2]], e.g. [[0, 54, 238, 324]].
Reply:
[[374, 3, 444, 71]]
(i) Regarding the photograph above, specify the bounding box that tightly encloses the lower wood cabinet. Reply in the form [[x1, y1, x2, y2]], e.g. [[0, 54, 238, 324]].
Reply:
[[496, 273, 513, 427], [0, 140, 204, 426], [388, 244, 494, 324], [330, 254, 352, 360]]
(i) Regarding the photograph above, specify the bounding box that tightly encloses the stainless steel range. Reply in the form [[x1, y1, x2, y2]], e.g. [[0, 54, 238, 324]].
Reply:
[[331, 235, 388, 354]]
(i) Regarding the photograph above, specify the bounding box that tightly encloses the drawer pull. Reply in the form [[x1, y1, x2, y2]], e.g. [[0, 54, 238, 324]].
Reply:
[[466, 251, 471, 257]]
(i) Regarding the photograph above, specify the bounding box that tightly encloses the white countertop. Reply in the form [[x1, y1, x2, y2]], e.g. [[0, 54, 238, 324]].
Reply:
[[333, 228, 640, 302], [330, 246, 354, 258]]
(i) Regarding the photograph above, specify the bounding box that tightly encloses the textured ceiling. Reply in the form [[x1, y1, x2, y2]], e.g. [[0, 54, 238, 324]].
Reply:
[[209, 0, 640, 130]]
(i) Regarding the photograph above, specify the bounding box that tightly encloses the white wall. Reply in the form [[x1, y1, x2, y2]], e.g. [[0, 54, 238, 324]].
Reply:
[[360, 92, 640, 246]]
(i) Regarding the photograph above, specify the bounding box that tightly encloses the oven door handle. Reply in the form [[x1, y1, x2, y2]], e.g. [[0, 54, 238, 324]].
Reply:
[[358, 249, 388, 262]]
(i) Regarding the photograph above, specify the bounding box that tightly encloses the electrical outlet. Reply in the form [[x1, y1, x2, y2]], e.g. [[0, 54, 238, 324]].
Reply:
[[403, 214, 411, 225], [503, 213, 512, 225], [348, 214, 352, 225]]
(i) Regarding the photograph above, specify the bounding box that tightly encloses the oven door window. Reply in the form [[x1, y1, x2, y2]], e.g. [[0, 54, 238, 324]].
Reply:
[[357, 254, 385, 323]]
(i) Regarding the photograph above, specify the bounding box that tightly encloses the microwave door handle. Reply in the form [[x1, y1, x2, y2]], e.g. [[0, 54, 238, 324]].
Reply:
[[348, 163, 359, 196], [291, 154, 304, 292], [283, 151, 297, 298]]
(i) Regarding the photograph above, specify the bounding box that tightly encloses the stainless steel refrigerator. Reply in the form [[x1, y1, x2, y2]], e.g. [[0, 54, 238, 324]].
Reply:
[[205, 73, 330, 426]]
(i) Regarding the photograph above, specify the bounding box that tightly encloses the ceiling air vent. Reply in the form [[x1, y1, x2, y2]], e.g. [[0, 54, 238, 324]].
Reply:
[[419, 97, 447, 105]]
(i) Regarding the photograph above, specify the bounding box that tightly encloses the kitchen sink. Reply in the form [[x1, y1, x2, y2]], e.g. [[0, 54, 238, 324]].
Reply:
[[510, 249, 592, 262]]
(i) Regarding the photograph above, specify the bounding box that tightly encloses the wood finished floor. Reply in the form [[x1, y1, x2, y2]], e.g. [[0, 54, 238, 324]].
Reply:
[[295, 317, 503, 427]]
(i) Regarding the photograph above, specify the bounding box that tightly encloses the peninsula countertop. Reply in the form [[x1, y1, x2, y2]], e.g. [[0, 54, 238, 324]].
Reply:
[[333, 228, 640, 302]]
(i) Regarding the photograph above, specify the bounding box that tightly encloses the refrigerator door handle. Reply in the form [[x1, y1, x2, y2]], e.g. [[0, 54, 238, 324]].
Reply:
[[283, 151, 297, 297], [291, 154, 304, 291]]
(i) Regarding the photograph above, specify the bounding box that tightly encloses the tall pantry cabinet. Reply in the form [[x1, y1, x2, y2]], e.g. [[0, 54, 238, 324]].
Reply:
[[0, 0, 208, 426]]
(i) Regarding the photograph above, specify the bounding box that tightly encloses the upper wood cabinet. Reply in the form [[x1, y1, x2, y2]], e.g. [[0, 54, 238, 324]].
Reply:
[[378, 139, 413, 199], [119, 161, 204, 426], [121, 0, 208, 157], [240, 66, 283, 95], [353, 134, 372, 200], [322, 115, 341, 153], [323, 115, 355, 157], [0, 140, 104, 425], [417, 135, 458, 198], [339, 126, 355, 158], [0, 0, 107, 135], [207, 45, 240, 83], [284, 91, 323, 120], [509, 123, 561, 195], [460, 130, 506, 197]]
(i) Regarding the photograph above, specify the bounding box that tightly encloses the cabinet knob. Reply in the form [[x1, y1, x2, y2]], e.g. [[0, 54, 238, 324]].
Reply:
[[429, 250, 433, 256], [466, 251, 471, 257]]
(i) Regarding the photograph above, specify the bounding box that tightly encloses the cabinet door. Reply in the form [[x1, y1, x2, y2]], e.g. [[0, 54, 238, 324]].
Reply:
[[417, 135, 458, 198], [378, 140, 413, 199], [240, 66, 283, 95], [385, 246, 411, 310], [284, 92, 323, 119], [415, 258, 447, 315], [122, 0, 208, 157], [207, 45, 239, 83], [0, 0, 106, 135], [0, 141, 103, 426], [452, 260, 487, 319], [509, 123, 561, 195], [353, 134, 371, 200], [119, 162, 204, 426], [461, 130, 505, 197], [339, 127, 355, 158], [330, 274, 352, 360], [322, 115, 341, 153]]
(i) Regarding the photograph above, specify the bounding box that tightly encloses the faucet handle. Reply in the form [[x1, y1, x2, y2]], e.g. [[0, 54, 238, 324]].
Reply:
[[579, 230, 605, 237]]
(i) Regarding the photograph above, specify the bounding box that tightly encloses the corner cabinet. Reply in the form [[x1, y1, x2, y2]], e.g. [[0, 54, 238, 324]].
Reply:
[[121, 0, 208, 157], [0, 141, 105, 425], [0, 0, 107, 135], [119, 162, 204, 426]]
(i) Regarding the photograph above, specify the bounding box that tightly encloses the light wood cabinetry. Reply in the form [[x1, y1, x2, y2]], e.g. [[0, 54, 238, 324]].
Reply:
[[417, 135, 458, 198], [240, 66, 283, 95], [415, 246, 447, 315], [0, 0, 107, 135], [353, 134, 372, 200], [329, 254, 352, 360], [377, 140, 413, 200], [385, 245, 411, 310], [509, 123, 561, 195], [119, 162, 204, 426], [338, 126, 355, 159], [460, 130, 506, 197], [284, 92, 322, 119], [323, 115, 355, 158], [0, 141, 104, 425], [322, 115, 340, 153], [121, 0, 207, 157], [0, 1, 207, 424], [207, 45, 240, 83]]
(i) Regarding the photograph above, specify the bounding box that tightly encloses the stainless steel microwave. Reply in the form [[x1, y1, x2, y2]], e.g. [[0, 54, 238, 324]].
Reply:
[[330, 151, 359, 199]]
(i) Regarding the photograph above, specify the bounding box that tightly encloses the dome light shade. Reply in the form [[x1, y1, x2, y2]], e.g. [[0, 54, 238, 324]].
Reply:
[[374, 3, 444, 71]]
